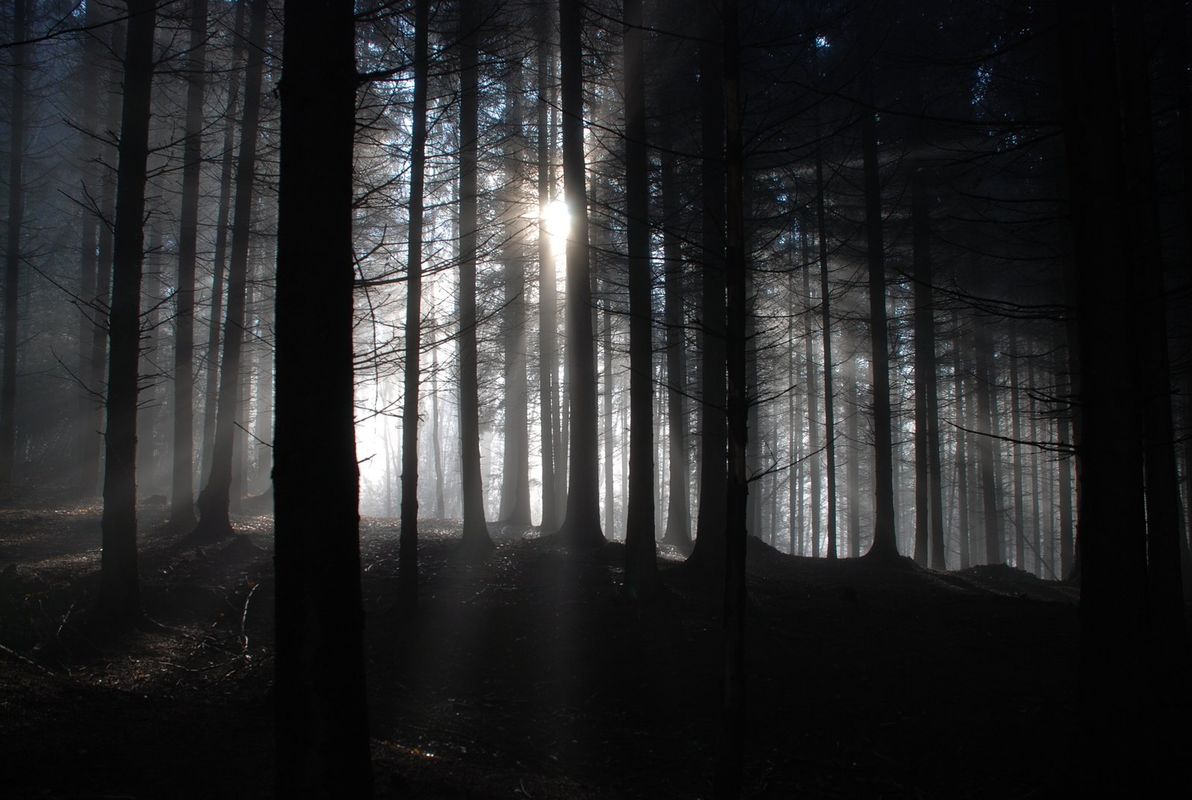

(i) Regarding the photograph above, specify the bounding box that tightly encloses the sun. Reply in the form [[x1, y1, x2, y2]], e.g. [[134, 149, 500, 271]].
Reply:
[[541, 199, 571, 243]]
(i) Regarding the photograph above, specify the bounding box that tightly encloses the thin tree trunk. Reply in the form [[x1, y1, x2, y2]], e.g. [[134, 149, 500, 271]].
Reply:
[[1009, 328, 1026, 569], [458, 0, 493, 552], [200, 0, 246, 479], [690, 2, 727, 572], [398, 0, 430, 604], [860, 61, 897, 560], [1, 0, 27, 484], [954, 314, 971, 570], [273, 0, 372, 790], [974, 323, 1001, 564], [536, 3, 559, 531], [661, 146, 690, 550], [623, 0, 658, 592], [802, 223, 820, 556], [845, 354, 860, 557], [432, 341, 445, 519], [169, 0, 208, 528], [719, 2, 747, 794], [75, 1, 103, 494], [193, 0, 267, 541], [99, 0, 157, 622], [558, 0, 603, 546], [815, 143, 838, 560], [138, 226, 162, 496]]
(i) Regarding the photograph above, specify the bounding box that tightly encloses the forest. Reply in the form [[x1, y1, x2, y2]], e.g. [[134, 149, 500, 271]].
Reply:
[[1, 0, 1190, 797]]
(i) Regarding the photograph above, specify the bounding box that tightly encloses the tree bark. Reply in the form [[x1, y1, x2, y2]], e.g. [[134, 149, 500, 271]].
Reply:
[[398, 0, 430, 604], [193, 0, 267, 542], [170, 0, 209, 528], [1, 0, 27, 485], [201, 0, 247, 479], [557, 0, 604, 547], [689, 1, 727, 573], [661, 145, 690, 551], [99, 0, 157, 622], [536, 2, 559, 531], [273, 0, 372, 791], [623, 0, 658, 594], [457, 0, 493, 553], [814, 143, 838, 560], [860, 64, 897, 560]]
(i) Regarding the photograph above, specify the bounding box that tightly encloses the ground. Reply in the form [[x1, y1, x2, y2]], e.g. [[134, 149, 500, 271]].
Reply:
[[0, 498, 1182, 798]]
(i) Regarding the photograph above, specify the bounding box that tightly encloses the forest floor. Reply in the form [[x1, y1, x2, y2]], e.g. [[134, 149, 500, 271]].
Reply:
[[0, 496, 1186, 798]]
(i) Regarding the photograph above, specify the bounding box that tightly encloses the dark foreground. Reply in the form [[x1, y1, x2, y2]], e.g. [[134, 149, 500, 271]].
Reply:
[[0, 500, 1177, 798]]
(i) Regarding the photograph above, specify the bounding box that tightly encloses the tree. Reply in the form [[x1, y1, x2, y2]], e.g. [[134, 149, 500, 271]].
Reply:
[[623, 0, 658, 593], [688, 1, 726, 573], [170, 0, 209, 530], [273, 0, 372, 792], [98, 0, 157, 622], [457, 0, 494, 554], [1, 0, 26, 485], [193, 0, 267, 542], [398, 0, 430, 605], [557, 0, 604, 548], [859, 33, 898, 560]]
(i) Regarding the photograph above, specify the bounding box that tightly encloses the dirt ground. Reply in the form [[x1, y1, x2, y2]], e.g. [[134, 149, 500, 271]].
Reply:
[[0, 498, 1180, 798]]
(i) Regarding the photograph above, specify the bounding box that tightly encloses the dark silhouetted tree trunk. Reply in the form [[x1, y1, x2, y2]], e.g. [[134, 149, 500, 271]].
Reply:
[[661, 144, 690, 551], [558, 0, 604, 547], [689, 2, 726, 572], [974, 323, 1001, 565], [170, 0, 208, 529], [845, 353, 860, 557], [623, 0, 658, 594], [458, 0, 493, 553], [398, 0, 430, 605], [719, 2, 747, 795], [802, 225, 819, 555], [273, 0, 372, 793], [194, 0, 266, 542], [99, 0, 156, 622], [860, 63, 897, 560], [1009, 328, 1025, 569], [815, 143, 838, 560], [911, 166, 945, 569], [74, 3, 107, 495], [1, 0, 27, 484], [499, 61, 531, 527], [1059, 2, 1149, 787], [536, 3, 559, 531], [201, 0, 246, 479]]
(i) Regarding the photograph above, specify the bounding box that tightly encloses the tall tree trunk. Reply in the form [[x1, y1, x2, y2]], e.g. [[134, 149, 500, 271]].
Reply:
[[802, 223, 820, 555], [458, 0, 493, 553], [75, 1, 104, 494], [689, 1, 726, 572], [193, 0, 267, 541], [170, 0, 208, 528], [1009, 328, 1026, 569], [498, 60, 532, 527], [99, 0, 157, 622], [201, 0, 246, 478], [845, 354, 860, 557], [558, 0, 603, 546], [623, 0, 658, 593], [815, 143, 838, 560], [398, 0, 430, 604], [603, 291, 615, 532], [1055, 340, 1075, 578], [954, 314, 971, 570], [273, 0, 371, 791], [1059, 2, 1150, 788], [911, 167, 946, 569], [719, 2, 747, 795], [974, 323, 1001, 564], [661, 145, 690, 550], [138, 226, 162, 495], [860, 65, 897, 559], [536, 3, 559, 531], [87, 20, 126, 496], [432, 342, 445, 519], [1, 0, 27, 485]]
